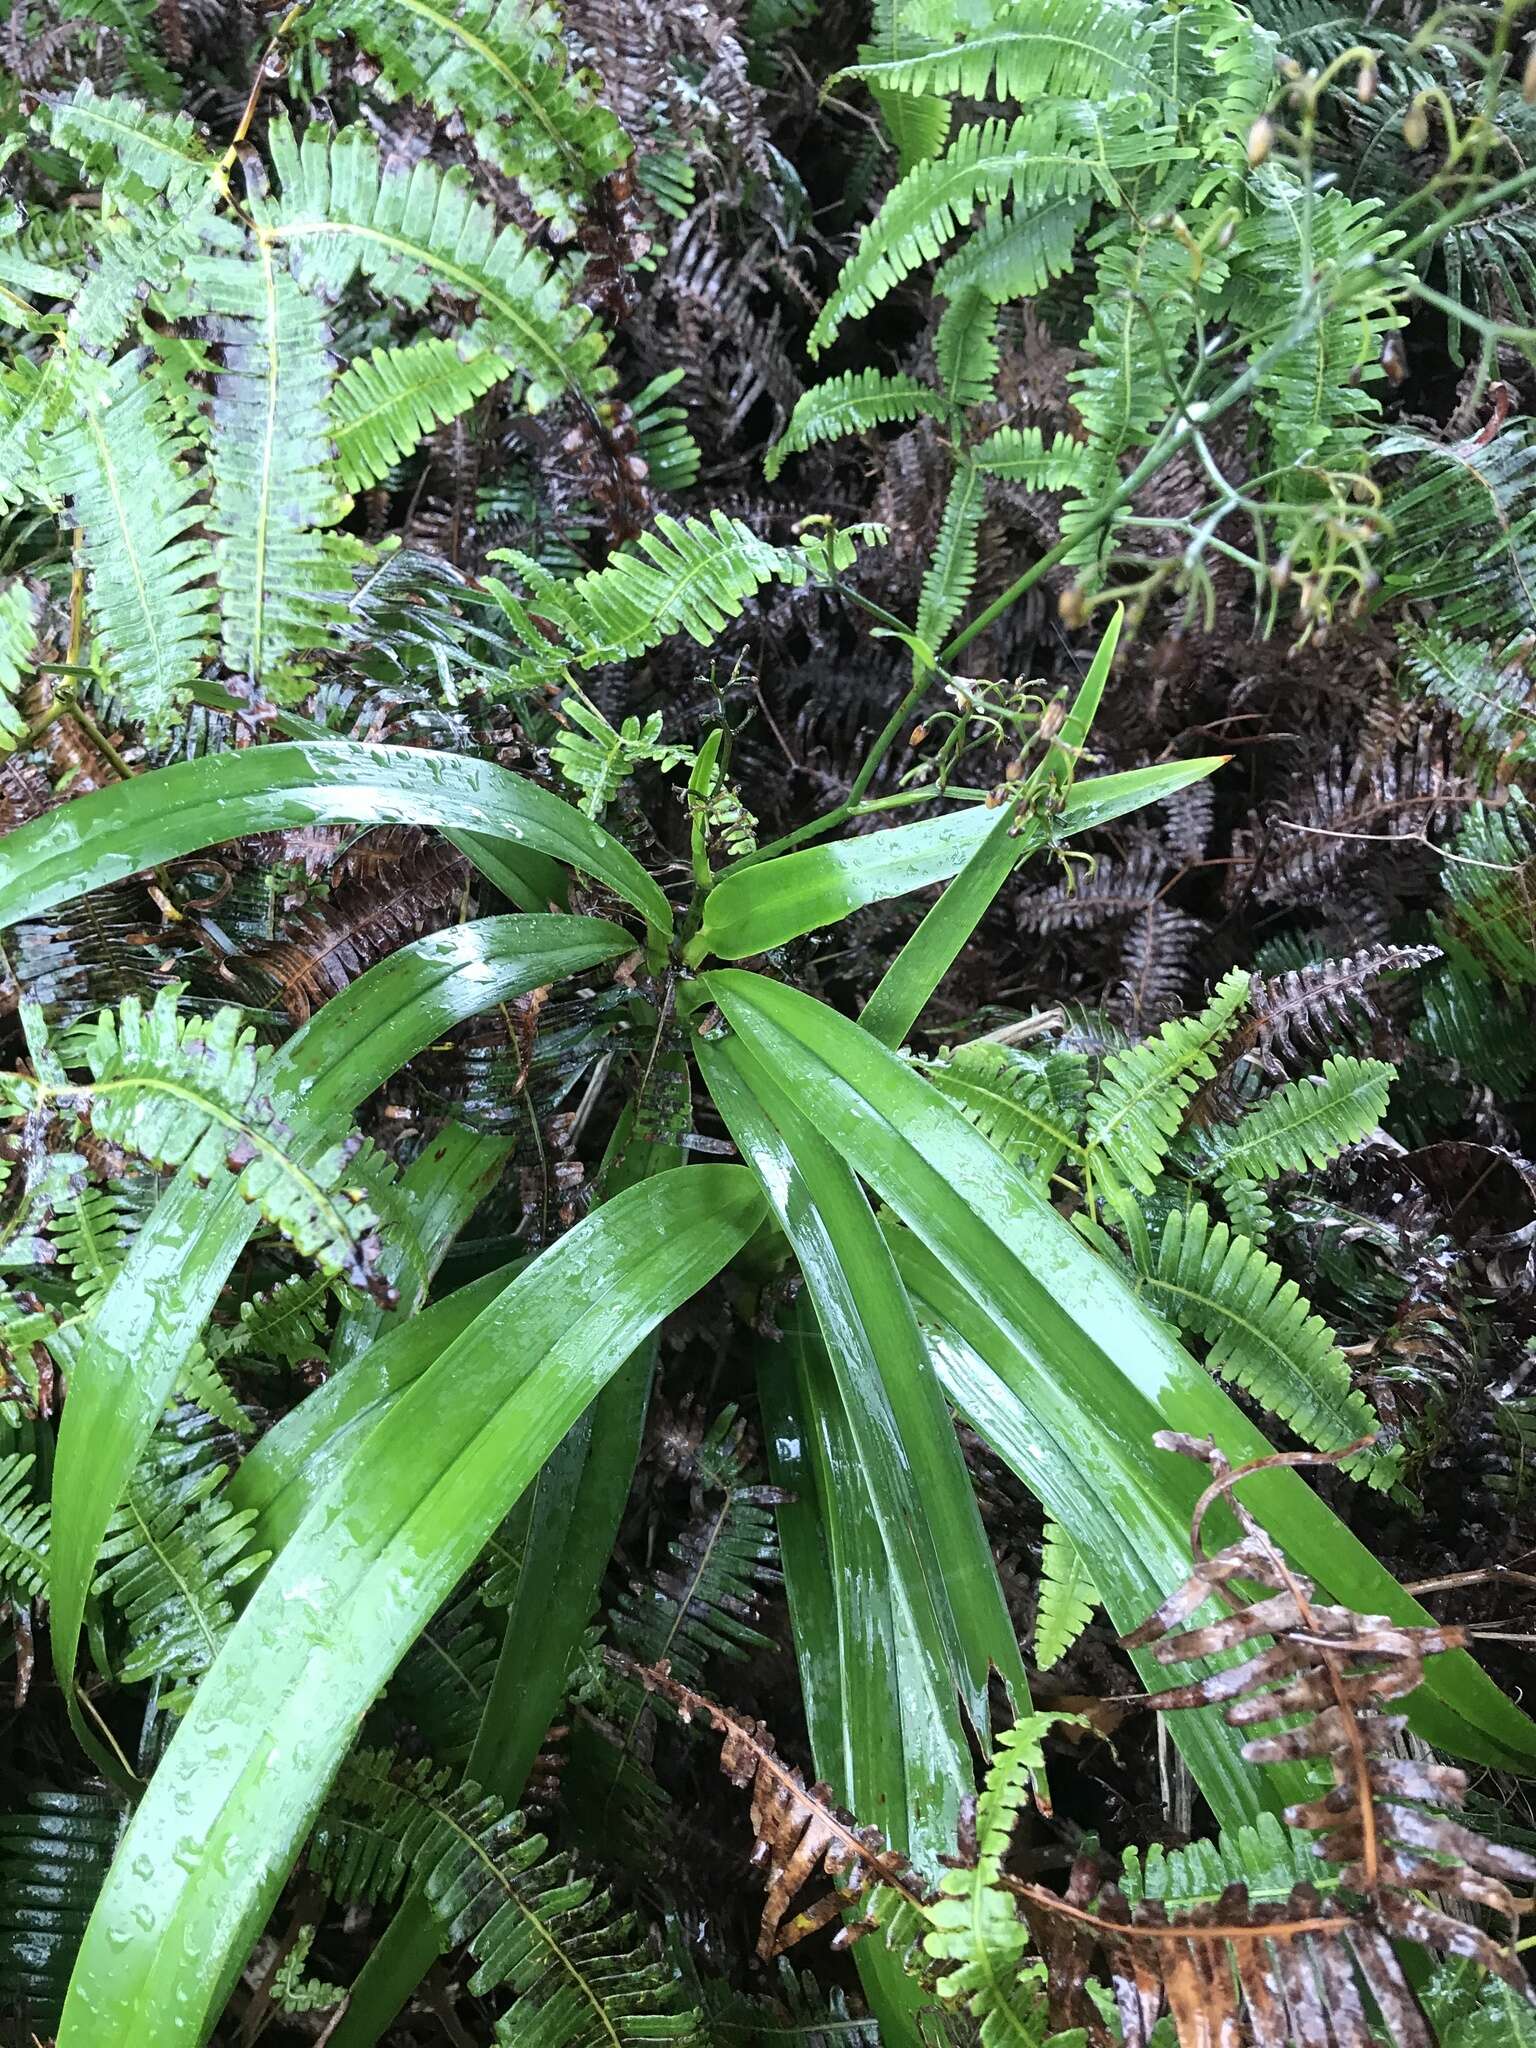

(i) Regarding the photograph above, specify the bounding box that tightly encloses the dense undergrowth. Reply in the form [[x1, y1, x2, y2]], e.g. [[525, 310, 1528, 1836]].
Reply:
[[0, 0, 1535, 2042]]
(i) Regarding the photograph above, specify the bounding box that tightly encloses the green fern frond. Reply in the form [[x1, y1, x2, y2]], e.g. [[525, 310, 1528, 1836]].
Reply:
[[1129, 1201, 1392, 1484], [96, 1412, 270, 1683], [551, 699, 692, 819], [861, 0, 953, 169], [203, 249, 347, 689], [331, 337, 509, 493], [38, 350, 216, 726], [1033, 1519, 1099, 1670], [45, 81, 214, 204], [56, 988, 385, 1288], [1434, 792, 1536, 989], [314, 1752, 702, 2043], [1379, 420, 1536, 644], [1120, 1810, 1327, 1911], [936, 287, 998, 409], [0, 1452, 49, 1602], [1401, 628, 1536, 780], [296, 0, 629, 229], [972, 424, 1094, 489], [269, 1925, 345, 2015], [208, 1271, 336, 1369], [262, 119, 611, 408], [1195, 1054, 1395, 1183], [765, 369, 945, 480], [922, 1714, 1060, 2045], [809, 109, 1121, 355], [916, 458, 986, 651], [1412, 962, 1536, 1095], [932, 192, 1093, 302], [1085, 968, 1249, 1194], [840, 0, 1156, 103], [924, 1041, 1089, 1185], [486, 514, 879, 687], [0, 1790, 119, 2031], [630, 368, 699, 493], [0, 577, 37, 754], [386, 1588, 502, 1761]]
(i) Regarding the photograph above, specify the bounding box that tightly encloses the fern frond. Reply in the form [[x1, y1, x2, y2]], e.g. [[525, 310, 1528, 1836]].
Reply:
[[315, 1752, 702, 2043], [45, 80, 214, 203], [262, 119, 611, 407], [916, 458, 986, 651], [765, 369, 945, 481], [550, 699, 692, 819], [1379, 420, 1536, 644], [809, 108, 1129, 354], [1129, 1201, 1392, 1484], [924, 1041, 1089, 1186], [860, 0, 953, 169], [922, 1714, 1060, 2045], [0, 1452, 49, 1602], [96, 1412, 270, 1683], [1401, 627, 1536, 780], [1085, 968, 1249, 1194], [840, 0, 1156, 103], [935, 286, 998, 409], [387, 1588, 502, 1761], [202, 249, 346, 689], [1120, 1810, 1327, 1911], [1435, 792, 1536, 990], [0, 578, 37, 755], [55, 988, 386, 1289], [208, 1271, 335, 1369], [297, 0, 629, 229], [331, 337, 509, 493], [0, 1790, 118, 2031], [972, 424, 1094, 488], [1412, 962, 1536, 1095], [1033, 1519, 1099, 1669], [486, 515, 880, 687], [38, 350, 216, 727], [933, 192, 1090, 300], [1195, 1055, 1395, 1183]]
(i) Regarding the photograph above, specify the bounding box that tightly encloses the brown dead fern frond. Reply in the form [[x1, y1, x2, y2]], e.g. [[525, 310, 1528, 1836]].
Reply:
[[625, 1662, 932, 1959]]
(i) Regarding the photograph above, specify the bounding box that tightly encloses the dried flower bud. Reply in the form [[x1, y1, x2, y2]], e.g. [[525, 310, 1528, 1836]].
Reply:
[[908, 723, 927, 747], [1525, 43, 1536, 103], [1217, 215, 1237, 250], [1004, 757, 1024, 782], [1269, 553, 1292, 591], [1357, 59, 1378, 103], [1403, 102, 1429, 150], [1246, 115, 1276, 166], [1380, 332, 1408, 384], [1057, 584, 1087, 628]]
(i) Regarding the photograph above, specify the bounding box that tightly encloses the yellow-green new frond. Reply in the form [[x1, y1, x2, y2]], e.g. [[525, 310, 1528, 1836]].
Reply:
[[1034, 1520, 1099, 1670]]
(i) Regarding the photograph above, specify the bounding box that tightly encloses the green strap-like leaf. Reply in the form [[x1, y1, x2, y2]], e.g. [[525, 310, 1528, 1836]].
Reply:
[[0, 739, 672, 947], [58, 1166, 763, 2048], [689, 756, 1223, 964], [702, 969, 1536, 1789], [47, 916, 634, 1778]]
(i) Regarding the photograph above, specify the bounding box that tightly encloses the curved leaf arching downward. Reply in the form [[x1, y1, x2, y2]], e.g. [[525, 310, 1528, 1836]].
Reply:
[[58, 1165, 763, 2048], [47, 916, 634, 1775]]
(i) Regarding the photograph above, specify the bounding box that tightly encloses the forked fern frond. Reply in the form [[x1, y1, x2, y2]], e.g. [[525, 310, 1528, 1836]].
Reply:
[[1127, 1201, 1393, 1484], [765, 369, 945, 481], [296, 0, 628, 229], [330, 337, 509, 494], [1085, 968, 1249, 1193]]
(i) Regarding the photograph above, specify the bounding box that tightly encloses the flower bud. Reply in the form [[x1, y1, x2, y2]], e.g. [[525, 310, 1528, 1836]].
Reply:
[[1403, 102, 1429, 150], [1247, 115, 1276, 166], [1357, 59, 1378, 103], [1057, 584, 1087, 628], [908, 723, 927, 747], [1524, 43, 1536, 102]]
